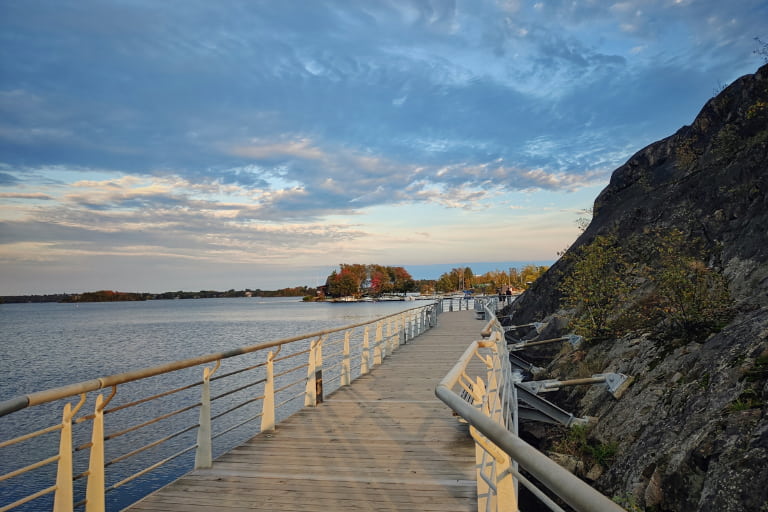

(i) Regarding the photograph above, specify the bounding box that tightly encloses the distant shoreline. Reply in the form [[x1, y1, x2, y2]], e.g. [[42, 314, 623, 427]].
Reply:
[[0, 288, 315, 304]]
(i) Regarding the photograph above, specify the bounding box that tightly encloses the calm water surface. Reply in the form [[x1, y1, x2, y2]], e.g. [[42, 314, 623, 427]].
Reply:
[[0, 297, 421, 511], [0, 297, 417, 397]]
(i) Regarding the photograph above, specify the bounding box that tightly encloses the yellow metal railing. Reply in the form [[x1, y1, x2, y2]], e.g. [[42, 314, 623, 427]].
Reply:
[[0, 303, 439, 512]]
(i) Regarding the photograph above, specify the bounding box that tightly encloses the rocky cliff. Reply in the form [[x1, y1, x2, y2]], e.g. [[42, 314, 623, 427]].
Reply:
[[505, 64, 768, 511]]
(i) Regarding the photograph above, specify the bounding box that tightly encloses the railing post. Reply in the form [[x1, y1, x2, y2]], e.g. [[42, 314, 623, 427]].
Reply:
[[416, 309, 422, 336], [305, 337, 324, 406], [374, 322, 384, 365], [53, 395, 84, 512], [261, 352, 276, 432], [486, 346, 517, 512], [391, 316, 400, 351], [400, 313, 407, 345], [496, 466, 517, 512], [341, 331, 351, 386], [471, 377, 493, 512], [384, 318, 391, 356], [361, 326, 370, 375], [403, 313, 409, 344], [85, 393, 107, 512], [194, 363, 214, 469], [417, 309, 422, 335]]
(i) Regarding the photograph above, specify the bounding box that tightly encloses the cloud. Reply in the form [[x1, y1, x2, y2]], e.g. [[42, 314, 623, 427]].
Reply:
[[0, 0, 765, 293], [0, 172, 19, 185], [0, 192, 53, 200], [0, 204, 370, 266], [229, 139, 327, 161], [222, 133, 610, 216], [2, 1, 761, 179]]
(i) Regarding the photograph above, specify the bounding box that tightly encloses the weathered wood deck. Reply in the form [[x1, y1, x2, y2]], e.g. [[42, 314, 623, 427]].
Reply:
[[126, 310, 485, 512]]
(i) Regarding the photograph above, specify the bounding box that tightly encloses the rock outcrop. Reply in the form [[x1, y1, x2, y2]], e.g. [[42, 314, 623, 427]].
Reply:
[[505, 64, 768, 511]]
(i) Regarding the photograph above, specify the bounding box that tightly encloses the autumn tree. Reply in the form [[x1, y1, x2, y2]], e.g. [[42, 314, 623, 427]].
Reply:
[[463, 267, 474, 289], [559, 235, 631, 337], [368, 265, 391, 295], [340, 264, 367, 287], [390, 266, 416, 294], [510, 267, 526, 288], [435, 273, 457, 292], [435, 268, 464, 292], [645, 229, 732, 335], [324, 264, 417, 297]]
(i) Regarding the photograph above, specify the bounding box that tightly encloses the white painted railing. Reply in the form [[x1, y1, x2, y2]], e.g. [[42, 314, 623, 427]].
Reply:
[[435, 299, 626, 512], [0, 303, 438, 512], [439, 294, 476, 312]]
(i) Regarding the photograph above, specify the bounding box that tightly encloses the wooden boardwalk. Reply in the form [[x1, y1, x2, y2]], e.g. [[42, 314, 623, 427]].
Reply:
[[127, 310, 484, 512]]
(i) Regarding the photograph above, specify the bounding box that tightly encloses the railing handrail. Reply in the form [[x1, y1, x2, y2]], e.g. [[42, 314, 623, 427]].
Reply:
[[435, 299, 625, 512], [435, 342, 624, 512], [0, 305, 430, 417]]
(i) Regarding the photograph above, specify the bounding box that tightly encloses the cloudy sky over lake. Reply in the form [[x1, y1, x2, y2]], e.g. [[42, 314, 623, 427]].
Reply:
[[1, 0, 766, 294]]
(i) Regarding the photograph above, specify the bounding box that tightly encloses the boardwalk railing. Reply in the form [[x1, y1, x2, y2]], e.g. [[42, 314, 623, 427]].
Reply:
[[439, 294, 475, 312], [0, 302, 439, 512], [435, 299, 626, 512]]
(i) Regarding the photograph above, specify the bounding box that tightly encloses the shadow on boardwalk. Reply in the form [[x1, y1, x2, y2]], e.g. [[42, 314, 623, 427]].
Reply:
[[126, 311, 484, 512]]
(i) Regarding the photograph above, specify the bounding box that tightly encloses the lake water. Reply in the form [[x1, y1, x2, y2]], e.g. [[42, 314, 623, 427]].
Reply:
[[0, 297, 426, 511]]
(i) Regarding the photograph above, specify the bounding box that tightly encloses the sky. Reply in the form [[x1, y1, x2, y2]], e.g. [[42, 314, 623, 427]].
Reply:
[[1, 0, 766, 294]]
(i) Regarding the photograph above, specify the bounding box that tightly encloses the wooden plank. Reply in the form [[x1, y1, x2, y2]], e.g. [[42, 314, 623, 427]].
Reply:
[[126, 310, 483, 512]]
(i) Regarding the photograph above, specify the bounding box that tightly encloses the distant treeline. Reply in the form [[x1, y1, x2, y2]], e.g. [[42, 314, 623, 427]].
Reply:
[[2, 264, 551, 304], [1, 286, 318, 304], [0, 294, 73, 303]]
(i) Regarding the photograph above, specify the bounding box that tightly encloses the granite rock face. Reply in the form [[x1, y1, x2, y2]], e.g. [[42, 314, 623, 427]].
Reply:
[[504, 64, 768, 511]]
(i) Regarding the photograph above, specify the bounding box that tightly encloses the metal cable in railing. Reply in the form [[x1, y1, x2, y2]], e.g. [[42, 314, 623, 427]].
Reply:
[[211, 412, 263, 441], [274, 348, 311, 362], [210, 378, 267, 402], [274, 363, 309, 379], [210, 395, 264, 422], [105, 423, 200, 468], [101, 401, 201, 442], [0, 423, 63, 450], [274, 394, 304, 410], [210, 360, 269, 382], [0, 484, 58, 512]]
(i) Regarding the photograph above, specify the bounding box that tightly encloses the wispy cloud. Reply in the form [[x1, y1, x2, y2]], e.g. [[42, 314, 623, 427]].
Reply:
[[0, 193, 53, 200], [0, 0, 764, 293], [229, 139, 327, 161]]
